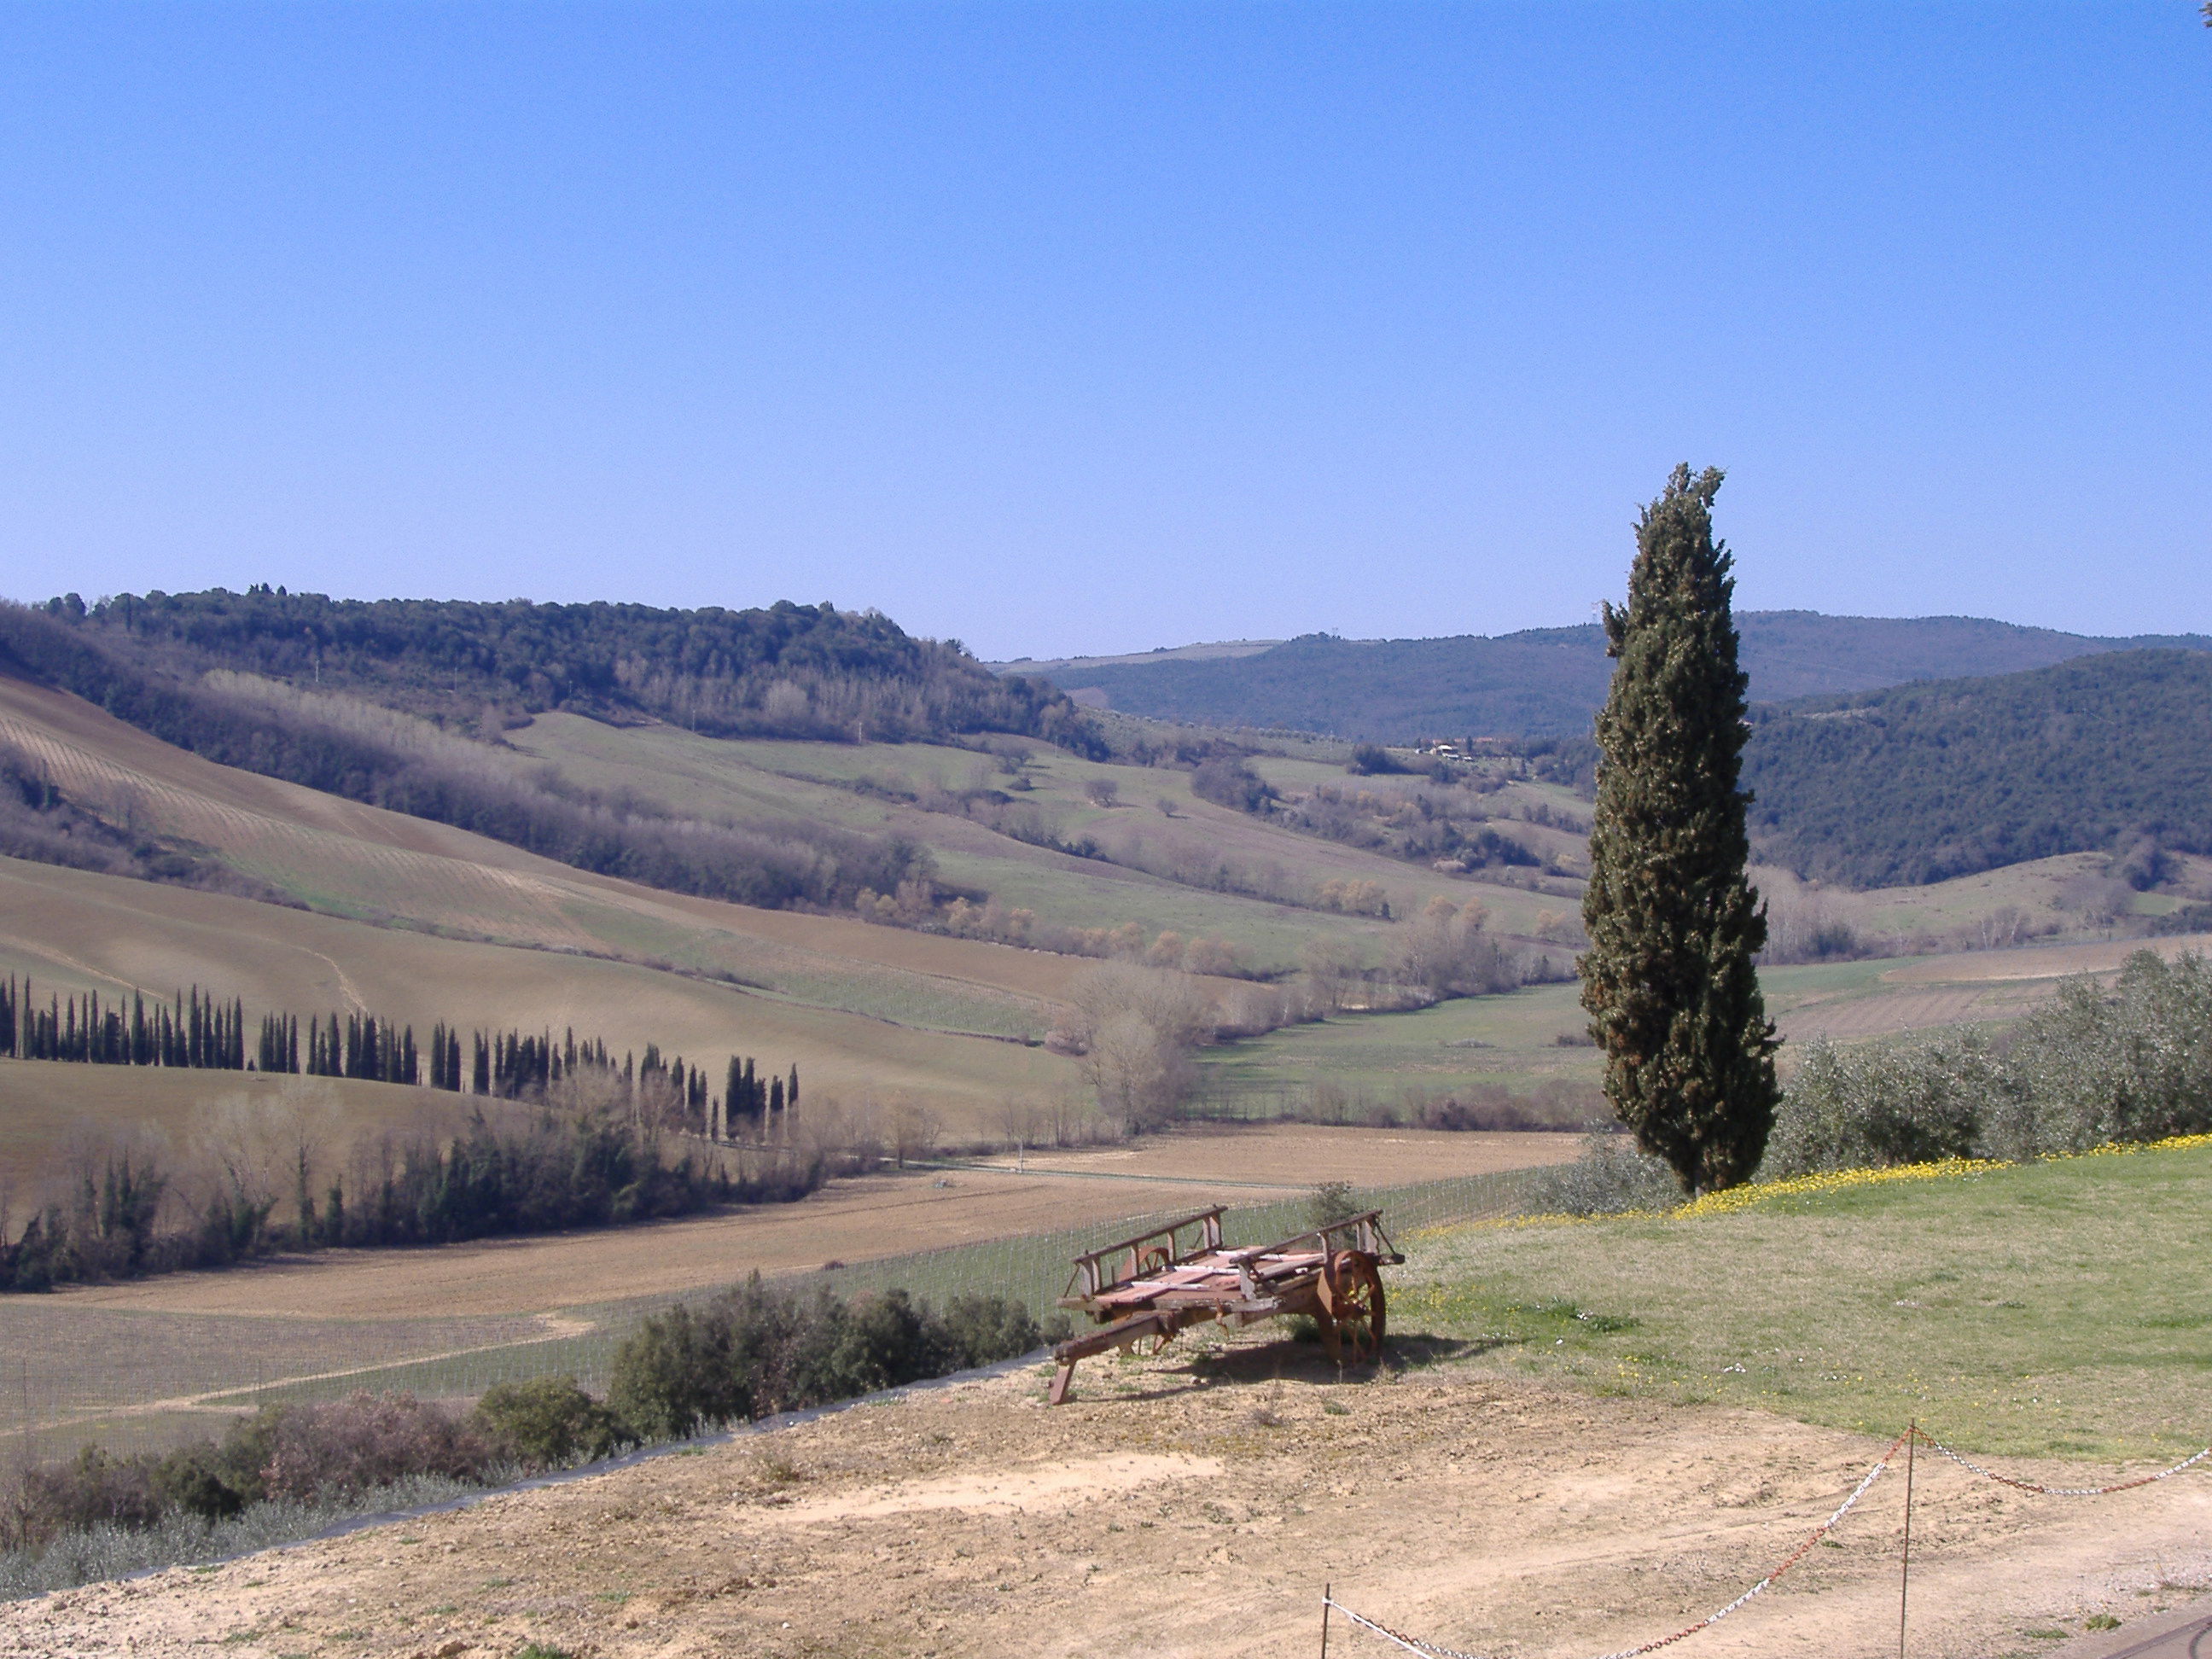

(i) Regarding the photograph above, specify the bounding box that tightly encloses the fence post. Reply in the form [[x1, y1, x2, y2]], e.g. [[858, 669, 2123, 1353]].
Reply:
[[1320, 1581, 1331, 1658], [1899, 1419, 1917, 1658]]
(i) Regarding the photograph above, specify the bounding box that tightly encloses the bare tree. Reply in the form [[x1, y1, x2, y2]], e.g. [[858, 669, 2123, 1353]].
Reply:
[[1063, 963, 1214, 1131]]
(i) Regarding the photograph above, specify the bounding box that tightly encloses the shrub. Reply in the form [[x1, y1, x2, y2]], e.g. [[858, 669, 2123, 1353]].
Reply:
[[0, 1389, 494, 1558], [1190, 757, 1274, 814], [936, 1295, 1049, 1369], [1521, 1134, 1681, 1216], [150, 1445, 248, 1522], [828, 1290, 944, 1395], [1761, 1035, 1995, 1178], [1757, 951, 2212, 1176], [472, 1377, 624, 1469], [1999, 952, 2212, 1155], [1308, 1180, 1359, 1230], [608, 1302, 740, 1441], [1, 1450, 162, 1551], [608, 1278, 1051, 1439], [1751, 955, 2212, 1176], [255, 1392, 494, 1501]]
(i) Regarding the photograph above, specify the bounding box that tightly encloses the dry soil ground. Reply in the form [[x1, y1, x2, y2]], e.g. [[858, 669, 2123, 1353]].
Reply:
[[4, 1332, 2205, 1659]]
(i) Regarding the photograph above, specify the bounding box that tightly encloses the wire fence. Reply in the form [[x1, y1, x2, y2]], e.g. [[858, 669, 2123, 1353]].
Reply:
[[3, 1162, 1546, 1463]]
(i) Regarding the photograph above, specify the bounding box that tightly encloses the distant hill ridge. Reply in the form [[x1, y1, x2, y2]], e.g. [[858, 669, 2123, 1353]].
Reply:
[[1744, 649, 2212, 887], [1025, 612, 2212, 741], [30, 586, 1093, 748]]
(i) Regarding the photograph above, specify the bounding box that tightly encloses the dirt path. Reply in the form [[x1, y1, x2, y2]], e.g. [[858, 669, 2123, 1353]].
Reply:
[[8, 1337, 2204, 1659]]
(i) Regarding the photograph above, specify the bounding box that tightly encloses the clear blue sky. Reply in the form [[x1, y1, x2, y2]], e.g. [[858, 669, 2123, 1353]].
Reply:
[[3, 3, 2206, 660]]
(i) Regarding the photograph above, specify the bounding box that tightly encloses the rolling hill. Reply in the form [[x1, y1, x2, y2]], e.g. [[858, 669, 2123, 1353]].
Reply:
[[7, 575, 2209, 1201], [1743, 649, 2212, 888], [1031, 612, 2212, 741], [38, 585, 1091, 747]]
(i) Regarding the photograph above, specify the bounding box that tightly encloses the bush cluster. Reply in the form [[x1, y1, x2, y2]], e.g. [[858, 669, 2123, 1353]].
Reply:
[[608, 1278, 1054, 1439], [1521, 1134, 1684, 1216], [1765, 950, 2212, 1175], [5, 1278, 1053, 1575], [0, 1392, 500, 1555], [1537, 951, 2212, 1212], [0, 1107, 783, 1294]]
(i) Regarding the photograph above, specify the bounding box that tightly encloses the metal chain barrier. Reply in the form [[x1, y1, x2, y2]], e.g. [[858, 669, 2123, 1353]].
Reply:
[[1323, 1431, 1910, 1659], [1324, 1599, 1492, 1659], [1910, 1431, 2212, 1497], [1324, 1425, 2212, 1658]]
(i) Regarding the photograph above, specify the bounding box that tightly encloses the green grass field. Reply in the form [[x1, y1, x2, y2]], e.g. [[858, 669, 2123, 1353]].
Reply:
[[1399, 1139, 2212, 1459], [1193, 958, 1925, 1109], [1197, 982, 1604, 1110]]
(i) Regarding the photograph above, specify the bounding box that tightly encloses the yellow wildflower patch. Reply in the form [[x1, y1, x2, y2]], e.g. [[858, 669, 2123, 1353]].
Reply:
[[1677, 1130, 2212, 1220]]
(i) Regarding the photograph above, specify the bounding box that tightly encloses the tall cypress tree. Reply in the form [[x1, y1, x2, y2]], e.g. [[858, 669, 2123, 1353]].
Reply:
[[1580, 464, 1778, 1194]]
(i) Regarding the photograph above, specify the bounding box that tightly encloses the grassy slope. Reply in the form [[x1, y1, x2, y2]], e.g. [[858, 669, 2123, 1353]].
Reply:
[[1401, 1142, 2212, 1458], [0, 859, 1076, 1142], [1199, 983, 1601, 1107], [0, 674, 1088, 1038], [0, 1065, 470, 1200], [514, 713, 1569, 958], [9, 667, 2203, 1160]]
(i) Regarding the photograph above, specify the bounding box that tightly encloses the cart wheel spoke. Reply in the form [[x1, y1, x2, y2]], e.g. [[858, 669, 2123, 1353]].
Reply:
[[1319, 1250, 1387, 1367]]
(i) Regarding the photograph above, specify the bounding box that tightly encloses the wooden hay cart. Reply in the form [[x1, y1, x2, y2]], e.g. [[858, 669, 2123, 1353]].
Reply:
[[1047, 1205, 1404, 1405]]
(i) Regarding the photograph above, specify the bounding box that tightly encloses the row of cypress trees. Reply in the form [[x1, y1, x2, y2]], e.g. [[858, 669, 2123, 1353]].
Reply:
[[719, 1053, 800, 1140], [2, 974, 800, 1144], [0, 980, 247, 1070]]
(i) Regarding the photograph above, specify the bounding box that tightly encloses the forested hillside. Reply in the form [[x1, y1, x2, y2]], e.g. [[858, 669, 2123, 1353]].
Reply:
[[1042, 613, 2212, 742], [0, 597, 1035, 911], [1741, 650, 2212, 888], [33, 587, 1095, 748]]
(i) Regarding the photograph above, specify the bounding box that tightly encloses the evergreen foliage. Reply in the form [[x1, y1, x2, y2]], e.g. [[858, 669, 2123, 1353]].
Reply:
[[0, 980, 247, 1070], [1579, 466, 1778, 1194], [0, 975, 812, 1291], [1743, 649, 2212, 887]]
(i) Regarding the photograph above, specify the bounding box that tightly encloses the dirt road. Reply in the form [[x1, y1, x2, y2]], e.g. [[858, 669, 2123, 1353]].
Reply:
[[7, 1333, 2204, 1659]]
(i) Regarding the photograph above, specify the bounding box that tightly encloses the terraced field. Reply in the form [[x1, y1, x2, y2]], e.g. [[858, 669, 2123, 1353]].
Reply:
[[0, 676, 1091, 1039], [510, 713, 1572, 960], [0, 864, 1077, 1144]]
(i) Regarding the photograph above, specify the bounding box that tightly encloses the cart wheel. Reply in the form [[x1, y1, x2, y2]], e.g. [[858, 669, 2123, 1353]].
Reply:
[[1138, 1245, 1173, 1277], [1318, 1251, 1386, 1366]]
